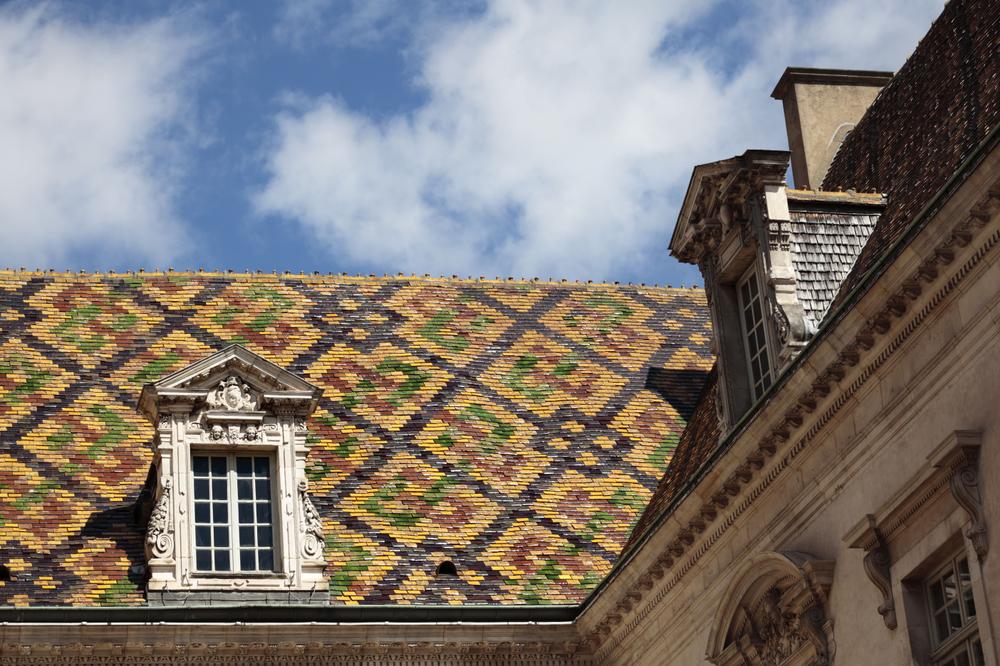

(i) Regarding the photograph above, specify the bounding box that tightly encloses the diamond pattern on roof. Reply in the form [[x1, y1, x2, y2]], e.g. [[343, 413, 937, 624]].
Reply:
[[414, 389, 544, 496], [541, 290, 662, 371], [387, 284, 512, 367], [483, 330, 628, 417], [27, 281, 163, 370], [307, 342, 452, 432], [191, 280, 322, 366], [0, 272, 713, 607], [0, 338, 76, 432], [19, 388, 150, 502], [342, 451, 503, 548]]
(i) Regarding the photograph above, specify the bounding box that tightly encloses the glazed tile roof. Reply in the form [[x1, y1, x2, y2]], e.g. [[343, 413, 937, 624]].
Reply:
[[822, 0, 1000, 309], [0, 271, 712, 607], [620, 365, 718, 554]]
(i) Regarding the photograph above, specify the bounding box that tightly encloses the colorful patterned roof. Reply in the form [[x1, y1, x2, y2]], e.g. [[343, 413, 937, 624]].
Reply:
[[0, 271, 712, 607]]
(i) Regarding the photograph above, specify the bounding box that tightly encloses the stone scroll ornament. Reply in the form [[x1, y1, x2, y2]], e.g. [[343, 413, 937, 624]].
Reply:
[[298, 479, 325, 561], [146, 479, 174, 560], [950, 448, 988, 560]]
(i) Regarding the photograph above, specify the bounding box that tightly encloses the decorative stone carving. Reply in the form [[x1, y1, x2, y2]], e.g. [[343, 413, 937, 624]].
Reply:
[[931, 432, 988, 561], [859, 516, 897, 630], [707, 552, 834, 666], [948, 447, 988, 560], [299, 479, 325, 562], [138, 344, 327, 604], [146, 479, 173, 561], [207, 376, 259, 412]]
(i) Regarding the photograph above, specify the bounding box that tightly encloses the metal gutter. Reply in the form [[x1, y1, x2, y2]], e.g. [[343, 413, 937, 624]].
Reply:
[[0, 604, 579, 624], [581, 118, 1000, 617]]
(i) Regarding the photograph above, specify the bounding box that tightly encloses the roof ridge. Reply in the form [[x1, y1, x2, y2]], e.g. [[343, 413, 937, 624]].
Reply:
[[0, 268, 703, 290]]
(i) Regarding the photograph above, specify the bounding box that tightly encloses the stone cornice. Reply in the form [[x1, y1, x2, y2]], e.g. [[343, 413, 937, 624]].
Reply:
[[583, 165, 1000, 660], [0, 622, 586, 665]]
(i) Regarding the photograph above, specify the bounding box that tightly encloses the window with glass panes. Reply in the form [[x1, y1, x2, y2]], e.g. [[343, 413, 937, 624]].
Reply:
[[737, 266, 773, 400], [192, 454, 276, 573], [926, 552, 984, 666]]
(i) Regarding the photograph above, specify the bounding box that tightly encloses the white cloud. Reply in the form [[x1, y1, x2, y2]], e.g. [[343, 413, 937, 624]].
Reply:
[[0, 5, 205, 269], [258, 0, 944, 281]]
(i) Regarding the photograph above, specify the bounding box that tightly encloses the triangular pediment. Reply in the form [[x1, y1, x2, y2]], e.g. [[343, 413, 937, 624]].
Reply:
[[138, 345, 321, 420]]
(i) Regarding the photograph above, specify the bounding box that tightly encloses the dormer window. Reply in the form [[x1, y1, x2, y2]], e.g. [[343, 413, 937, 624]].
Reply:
[[138, 344, 328, 605], [737, 264, 774, 400]]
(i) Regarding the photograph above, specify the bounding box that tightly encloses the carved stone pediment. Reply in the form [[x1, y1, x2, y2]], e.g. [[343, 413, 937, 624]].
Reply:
[[708, 552, 835, 666], [136, 345, 328, 604]]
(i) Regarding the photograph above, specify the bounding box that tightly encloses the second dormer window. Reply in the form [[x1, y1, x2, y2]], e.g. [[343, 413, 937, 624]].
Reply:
[[738, 265, 774, 400]]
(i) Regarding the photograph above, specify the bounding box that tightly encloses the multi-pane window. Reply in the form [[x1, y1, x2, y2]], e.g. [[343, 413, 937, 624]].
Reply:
[[926, 553, 983, 666], [193, 455, 276, 573], [737, 266, 773, 400]]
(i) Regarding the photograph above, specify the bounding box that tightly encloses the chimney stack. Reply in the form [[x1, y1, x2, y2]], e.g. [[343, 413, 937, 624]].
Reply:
[[771, 67, 893, 190]]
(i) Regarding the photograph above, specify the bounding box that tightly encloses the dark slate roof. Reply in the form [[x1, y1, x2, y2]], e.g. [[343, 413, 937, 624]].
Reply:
[[620, 365, 719, 554], [0, 272, 712, 607], [786, 190, 883, 330], [822, 0, 1000, 308]]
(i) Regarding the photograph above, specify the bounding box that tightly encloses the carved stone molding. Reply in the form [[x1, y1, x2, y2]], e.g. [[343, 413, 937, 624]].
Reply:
[[137, 344, 327, 602], [706, 552, 835, 666], [590, 176, 1000, 661], [932, 431, 987, 560], [146, 478, 174, 563], [858, 516, 896, 630]]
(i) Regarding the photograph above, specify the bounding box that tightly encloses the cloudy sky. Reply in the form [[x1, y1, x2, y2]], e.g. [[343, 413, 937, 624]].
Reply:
[[0, 0, 945, 285]]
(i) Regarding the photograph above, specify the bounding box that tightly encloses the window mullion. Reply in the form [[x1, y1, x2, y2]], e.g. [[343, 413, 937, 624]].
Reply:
[[228, 453, 241, 573]]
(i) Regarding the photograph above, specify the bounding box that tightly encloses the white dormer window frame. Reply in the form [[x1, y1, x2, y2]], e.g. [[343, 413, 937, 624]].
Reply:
[[737, 263, 775, 401], [138, 345, 328, 605]]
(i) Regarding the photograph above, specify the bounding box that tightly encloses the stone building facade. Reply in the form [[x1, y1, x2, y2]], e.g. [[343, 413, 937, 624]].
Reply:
[[2, 0, 1000, 663]]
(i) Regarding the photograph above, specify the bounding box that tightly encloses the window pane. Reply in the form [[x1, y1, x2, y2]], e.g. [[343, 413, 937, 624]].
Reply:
[[239, 502, 254, 523], [254, 457, 269, 476], [942, 571, 957, 602], [213, 526, 229, 547], [210, 456, 226, 476], [193, 457, 209, 475], [256, 503, 271, 523], [240, 526, 255, 546], [213, 502, 228, 523], [958, 558, 976, 619], [214, 550, 230, 572], [194, 503, 210, 523], [237, 479, 253, 500], [196, 550, 211, 571], [259, 550, 273, 572], [255, 479, 270, 498], [236, 457, 252, 476], [194, 479, 209, 499], [930, 579, 946, 613], [258, 526, 272, 547], [240, 549, 255, 571], [212, 479, 228, 499], [955, 650, 971, 666], [948, 601, 963, 633], [935, 610, 951, 643], [195, 526, 210, 547]]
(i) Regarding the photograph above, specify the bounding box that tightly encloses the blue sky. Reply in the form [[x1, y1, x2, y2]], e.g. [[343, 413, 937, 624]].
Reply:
[[0, 0, 945, 285]]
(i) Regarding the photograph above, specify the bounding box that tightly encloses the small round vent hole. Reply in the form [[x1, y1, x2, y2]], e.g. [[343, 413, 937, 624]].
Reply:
[[436, 561, 458, 576]]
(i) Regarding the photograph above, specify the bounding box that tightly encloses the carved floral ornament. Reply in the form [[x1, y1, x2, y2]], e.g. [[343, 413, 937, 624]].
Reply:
[[706, 552, 835, 666], [137, 344, 327, 600]]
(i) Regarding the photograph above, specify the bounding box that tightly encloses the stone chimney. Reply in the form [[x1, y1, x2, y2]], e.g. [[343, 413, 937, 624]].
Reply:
[[771, 67, 893, 189]]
